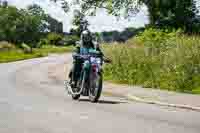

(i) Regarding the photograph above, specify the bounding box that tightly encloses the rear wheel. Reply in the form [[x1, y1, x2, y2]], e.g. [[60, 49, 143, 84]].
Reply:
[[89, 72, 103, 103]]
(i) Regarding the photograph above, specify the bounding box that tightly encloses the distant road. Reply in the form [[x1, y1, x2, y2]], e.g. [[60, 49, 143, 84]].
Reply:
[[0, 54, 200, 133]]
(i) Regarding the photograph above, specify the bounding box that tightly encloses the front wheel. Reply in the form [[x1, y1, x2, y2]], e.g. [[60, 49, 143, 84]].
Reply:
[[89, 72, 103, 103], [68, 70, 80, 100], [72, 94, 80, 100]]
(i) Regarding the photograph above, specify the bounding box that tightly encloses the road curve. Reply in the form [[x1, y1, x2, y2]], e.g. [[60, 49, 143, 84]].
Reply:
[[0, 54, 200, 133]]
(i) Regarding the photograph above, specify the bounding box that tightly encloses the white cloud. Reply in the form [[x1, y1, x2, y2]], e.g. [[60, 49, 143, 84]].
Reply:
[[7, 0, 149, 32]]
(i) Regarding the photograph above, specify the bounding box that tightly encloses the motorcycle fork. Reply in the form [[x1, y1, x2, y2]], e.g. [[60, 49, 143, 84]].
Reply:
[[80, 68, 90, 96]]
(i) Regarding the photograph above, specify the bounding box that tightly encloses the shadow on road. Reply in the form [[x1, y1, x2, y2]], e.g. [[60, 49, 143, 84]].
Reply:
[[78, 99, 127, 104]]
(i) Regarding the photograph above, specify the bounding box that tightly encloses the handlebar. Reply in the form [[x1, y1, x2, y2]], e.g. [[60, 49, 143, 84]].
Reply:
[[73, 53, 112, 63]]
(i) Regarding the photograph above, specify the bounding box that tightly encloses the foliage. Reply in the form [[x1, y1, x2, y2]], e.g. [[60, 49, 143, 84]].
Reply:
[[0, 45, 74, 63], [46, 15, 63, 33], [0, 3, 64, 48], [37, 38, 48, 48], [0, 41, 15, 51], [146, 0, 199, 32], [21, 43, 32, 53], [47, 32, 63, 45], [70, 9, 89, 36], [0, 49, 43, 63], [99, 27, 144, 43], [53, 0, 200, 33], [27, 4, 46, 18], [39, 45, 74, 53], [103, 29, 200, 94], [62, 35, 79, 46], [133, 28, 182, 49], [0, 6, 21, 42], [50, 0, 69, 13], [0, 5, 47, 46], [0, 0, 8, 7]]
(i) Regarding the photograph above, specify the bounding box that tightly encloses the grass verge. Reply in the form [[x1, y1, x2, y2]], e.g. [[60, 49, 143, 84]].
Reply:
[[0, 45, 74, 63]]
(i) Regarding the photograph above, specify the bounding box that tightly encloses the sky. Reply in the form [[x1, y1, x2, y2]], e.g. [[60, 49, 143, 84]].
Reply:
[[6, 0, 149, 32]]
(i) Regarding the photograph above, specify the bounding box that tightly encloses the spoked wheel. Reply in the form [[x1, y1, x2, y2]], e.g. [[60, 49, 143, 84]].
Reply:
[[72, 93, 80, 100], [71, 71, 86, 100], [71, 80, 81, 100], [68, 70, 80, 100], [89, 72, 103, 103], [71, 83, 80, 100], [65, 80, 80, 100]]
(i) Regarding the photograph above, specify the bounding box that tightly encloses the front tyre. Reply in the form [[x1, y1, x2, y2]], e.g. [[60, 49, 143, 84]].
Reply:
[[71, 71, 86, 100], [71, 83, 81, 100], [72, 94, 80, 100], [69, 78, 80, 100], [89, 72, 103, 103]]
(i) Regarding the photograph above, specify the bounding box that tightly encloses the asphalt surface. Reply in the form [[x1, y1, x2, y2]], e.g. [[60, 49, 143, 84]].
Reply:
[[0, 54, 200, 133]]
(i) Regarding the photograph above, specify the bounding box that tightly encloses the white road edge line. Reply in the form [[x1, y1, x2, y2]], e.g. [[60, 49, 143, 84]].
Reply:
[[127, 94, 200, 112]]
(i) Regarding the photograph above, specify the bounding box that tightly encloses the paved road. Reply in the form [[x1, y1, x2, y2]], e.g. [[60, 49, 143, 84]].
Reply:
[[0, 54, 200, 133]]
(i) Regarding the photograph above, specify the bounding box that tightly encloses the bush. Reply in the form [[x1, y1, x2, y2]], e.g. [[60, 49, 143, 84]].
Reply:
[[133, 28, 182, 47], [62, 35, 79, 46], [47, 33, 63, 45], [37, 39, 48, 48], [103, 29, 200, 94], [0, 41, 15, 51], [21, 43, 32, 53]]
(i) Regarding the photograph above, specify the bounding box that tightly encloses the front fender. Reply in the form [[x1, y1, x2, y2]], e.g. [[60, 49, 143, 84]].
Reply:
[[83, 60, 90, 70]]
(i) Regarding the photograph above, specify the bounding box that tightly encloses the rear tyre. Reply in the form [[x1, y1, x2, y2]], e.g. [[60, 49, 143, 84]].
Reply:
[[89, 72, 103, 103]]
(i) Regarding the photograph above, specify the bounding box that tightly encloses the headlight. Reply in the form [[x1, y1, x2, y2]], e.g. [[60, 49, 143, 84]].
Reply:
[[96, 58, 101, 64], [90, 57, 101, 64], [90, 57, 96, 62]]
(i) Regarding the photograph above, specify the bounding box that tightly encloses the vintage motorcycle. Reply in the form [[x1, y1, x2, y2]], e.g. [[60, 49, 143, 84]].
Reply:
[[65, 48, 107, 103]]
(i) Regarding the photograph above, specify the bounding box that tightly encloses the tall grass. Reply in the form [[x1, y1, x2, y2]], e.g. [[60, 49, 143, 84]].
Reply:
[[103, 29, 200, 94]]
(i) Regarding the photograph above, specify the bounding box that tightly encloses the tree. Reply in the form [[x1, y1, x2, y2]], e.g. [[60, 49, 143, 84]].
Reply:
[[145, 0, 199, 31], [70, 9, 89, 36], [50, 0, 69, 13], [52, 0, 200, 32], [27, 4, 47, 18], [0, 0, 8, 8], [47, 32, 63, 45], [0, 6, 21, 42], [14, 5, 49, 46], [0, 4, 48, 46], [46, 15, 63, 33], [27, 4, 64, 33], [27, 4, 49, 33]]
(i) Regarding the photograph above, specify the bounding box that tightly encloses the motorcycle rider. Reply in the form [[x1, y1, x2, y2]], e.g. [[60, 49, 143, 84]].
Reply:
[[69, 29, 102, 88]]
